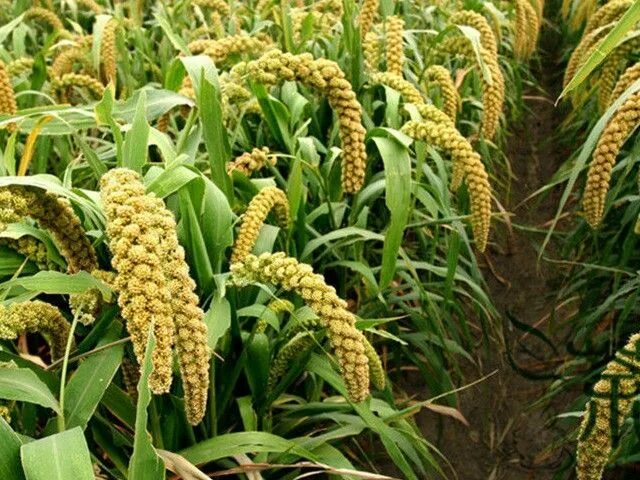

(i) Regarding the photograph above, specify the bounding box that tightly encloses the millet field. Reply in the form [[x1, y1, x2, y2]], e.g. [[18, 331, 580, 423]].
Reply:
[[1, 0, 640, 479]]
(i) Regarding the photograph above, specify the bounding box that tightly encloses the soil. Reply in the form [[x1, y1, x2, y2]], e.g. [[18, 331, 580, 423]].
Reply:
[[392, 7, 580, 480]]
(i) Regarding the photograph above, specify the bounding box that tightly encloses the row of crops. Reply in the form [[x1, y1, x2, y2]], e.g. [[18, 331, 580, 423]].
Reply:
[[540, 1, 640, 479], [3, 0, 640, 478]]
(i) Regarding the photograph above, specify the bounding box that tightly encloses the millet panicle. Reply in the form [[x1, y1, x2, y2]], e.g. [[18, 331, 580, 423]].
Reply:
[[231, 186, 290, 264], [582, 91, 640, 227], [231, 252, 371, 402], [242, 50, 368, 193], [0, 301, 72, 360], [0, 186, 97, 273], [576, 332, 640, 480]]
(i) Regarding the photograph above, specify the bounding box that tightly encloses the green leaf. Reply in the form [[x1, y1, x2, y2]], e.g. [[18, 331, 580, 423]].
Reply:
[[457, 25, 492, 84], [0, 368, 61, 414], [178, 188, 214, 295], [94, 86, 123, 163], [245, 332, 270, 401], [101, 384, 136, 429], [0, 271, 113, 302], [0, 90, 192, 136], [153, 10, 190, 55], [63, 322, 124, 430], [372, 134, 412, 289], [307, 355, 421, 479], [181, 56, 232, 201], [128, 330, 165, 480], [0, 418, 25, 480], [0, 14, 25, 44], [123, 90, 150, 173], [287, 157, 303, 221], [301, 227, 385, 260], [201, 176, 234, 271], [21, 428, 94, 480], [179, 432, 319, 466], [205, 296, 231, 351], [91, 15, 113, 74], [145, 164, 199, 199], [74, 133, 108, 180], [560, 2, 640, 99], [252, 84, 295, 152]]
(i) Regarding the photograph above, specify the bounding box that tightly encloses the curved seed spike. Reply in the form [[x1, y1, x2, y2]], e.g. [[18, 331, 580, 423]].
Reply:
[[231, 187, 290, 265], [576, 332, 640, 480], [402, 118, 492, 251], [0, 301, 72, 360], [0, 186, 97, 273], [242, 50, 368, 193], [385, 16, 404, 77], [231, 252, 371, 402], [582, 92, 640, 227]]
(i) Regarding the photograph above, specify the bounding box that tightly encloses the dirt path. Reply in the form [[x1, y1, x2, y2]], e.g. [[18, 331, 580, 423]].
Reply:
[[412, 9, 574, 480]]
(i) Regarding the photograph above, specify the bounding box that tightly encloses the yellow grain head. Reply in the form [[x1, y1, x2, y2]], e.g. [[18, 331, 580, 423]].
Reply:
[[371, 71, 425, 105], [363, 336, 385, 390], [450, 10, 498, 55], [23, 7, 70, 38], [0, 234, 55, 271], [576, 333, 640, 480], [101, 168, 210, 422], [513, 0, 528, 59], [69, 270, 115, 326], [0, 301, 72, 360], [583, 91, 640, 227], [77, 0, 103, 14], [159, 202, 211, 425], [268, 331, 316, 391], [424, 65, 460, 122], [193, 0, 230, 16], [231, 186, 290, 264], [565, 27, 610, 88], [359, 0, 379, 39], [188, 34, 273, 64], [231, 252, 371, 403], [268, 298, 295, 314], [584, 0, 633, 37], [50, 36, 94, 79], [50, 73, 105, 104], [437, 36, 504, 139], [291, 0, 343, 41], [402, 115, 492, 251], [100, 19, 119, 86], [522, 0, 540, 55], [363, 30, 382, 72], [7, 58, 35, 78], [610, 63, 640, 105], [529, 0, 544, 21], [0, 405, 10, 423], [100, 169, 176, 394], [0, 61, 17, 132], [384, 16, 404, 76], [121, 356, 140, 400], [226, 147, 276, 176], [244, 50, 368, 193], [596, 37, 640, 112], [0, 186, 97, 273]]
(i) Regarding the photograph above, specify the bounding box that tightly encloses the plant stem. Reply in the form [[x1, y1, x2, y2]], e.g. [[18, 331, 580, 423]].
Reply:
[[57, 312, 81, 432], [176, 109, 197, 155], [47, 337, 131, 371]]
